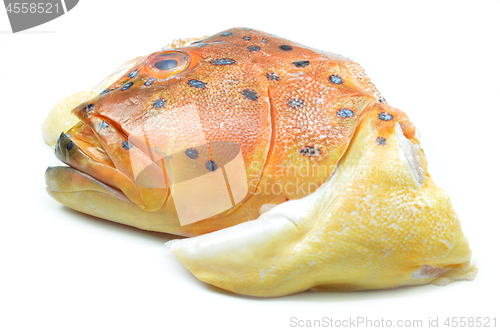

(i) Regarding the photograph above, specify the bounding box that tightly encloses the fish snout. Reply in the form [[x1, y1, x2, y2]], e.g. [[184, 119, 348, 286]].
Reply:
[[54, 132, 73, 162]]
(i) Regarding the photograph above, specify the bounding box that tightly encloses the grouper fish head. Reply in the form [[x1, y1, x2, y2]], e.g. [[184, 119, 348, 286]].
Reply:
[[45, 27, 416, 236]]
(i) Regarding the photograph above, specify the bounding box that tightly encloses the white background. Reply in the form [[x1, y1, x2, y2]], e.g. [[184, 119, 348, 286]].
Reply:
[[1, 1, 499, 330]]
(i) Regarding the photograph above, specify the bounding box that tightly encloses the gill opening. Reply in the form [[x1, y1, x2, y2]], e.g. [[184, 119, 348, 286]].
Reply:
[[252, 85, 277, 192]]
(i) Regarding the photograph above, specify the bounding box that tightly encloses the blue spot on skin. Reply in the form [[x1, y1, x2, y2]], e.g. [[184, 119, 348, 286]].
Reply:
[[185, 148, 199, 159], [242, 36, 251, 41], [211, 59, 236, 65], [206, 160, 217, 172], [127, 69, 138, 78], [99, 121, 109, 130], [100, 88, 110, 94], [153, 99, 165, 109], [280, 45, 293, 51], [144, 78, 156, 86], [300, 146, 321, 156], [122, 140, 131, 150], [242, 89, 259, 101], [329, 75, 343, 84], [267, 72, 280, 81], [121, 82, 133, 91], [376, 137, 387, 146], [378, 112, 393, 121], [247, 46, 261, 52], [293, 60, 310, 68], [67, 141, 74, 151], [188, 79, 207, 89], [287, 98, 305, 108], [221, 32, 232, 36], [83, 104, 94, 112], [337, 109, 354, 118]]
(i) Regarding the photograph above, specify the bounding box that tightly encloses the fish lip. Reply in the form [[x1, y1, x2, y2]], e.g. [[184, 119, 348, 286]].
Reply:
[[53, 129, 112, 171], [52, 128, 136, 202], [52, 121, 171, 212], [45, 166, 131, 202]]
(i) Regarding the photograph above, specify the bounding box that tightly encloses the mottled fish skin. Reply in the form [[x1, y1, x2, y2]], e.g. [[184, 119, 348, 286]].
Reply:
[[46, 28, 416, 236]]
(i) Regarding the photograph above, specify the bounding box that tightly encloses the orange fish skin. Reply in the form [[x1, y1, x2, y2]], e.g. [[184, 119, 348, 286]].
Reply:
[[47, 27, 416, 236]]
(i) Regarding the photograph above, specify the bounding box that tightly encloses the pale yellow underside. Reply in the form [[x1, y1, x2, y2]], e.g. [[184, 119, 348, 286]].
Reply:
[[168, 114, 476, 297]]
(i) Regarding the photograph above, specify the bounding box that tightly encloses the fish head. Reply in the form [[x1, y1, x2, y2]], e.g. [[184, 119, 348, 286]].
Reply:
[[46, 28, 416, 234], [46, 29, 285, 230]]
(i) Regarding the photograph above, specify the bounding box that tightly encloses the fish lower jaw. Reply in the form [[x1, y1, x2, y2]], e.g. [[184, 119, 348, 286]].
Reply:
[[45, 166, 171, 233], [45, 166, 130, 203]]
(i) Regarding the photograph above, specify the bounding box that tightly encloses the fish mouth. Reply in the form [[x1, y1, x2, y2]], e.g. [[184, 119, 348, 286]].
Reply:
[[47, 119, 170, 212]]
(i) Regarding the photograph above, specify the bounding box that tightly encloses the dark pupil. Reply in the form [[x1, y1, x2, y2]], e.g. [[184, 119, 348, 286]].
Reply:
[[154, 59, 179, 70]]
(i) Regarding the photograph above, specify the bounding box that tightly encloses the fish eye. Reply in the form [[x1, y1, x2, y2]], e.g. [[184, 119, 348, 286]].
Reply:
[[145, 51, 188, 80], [154, 59, 179, 70]]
